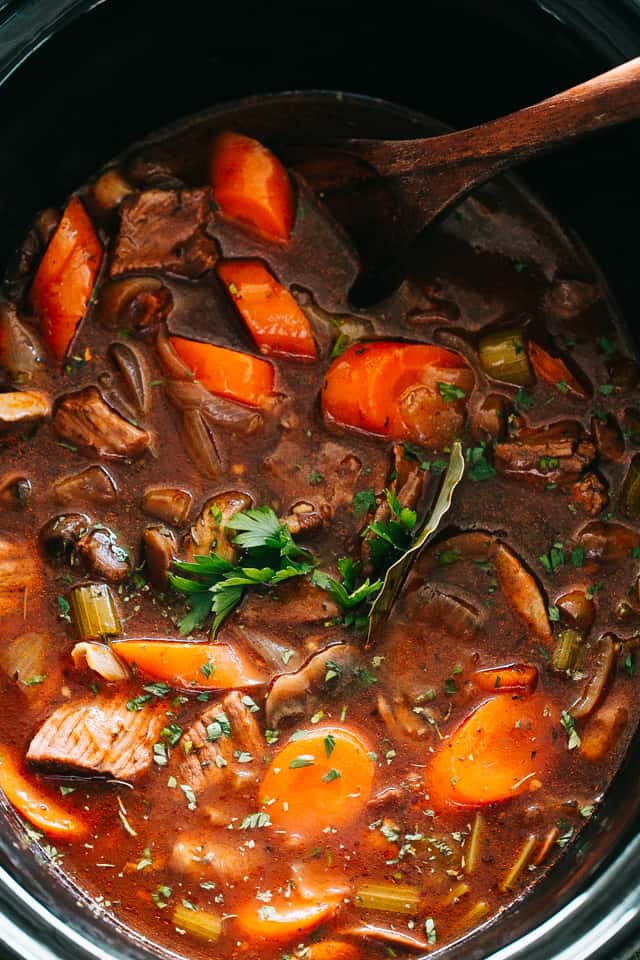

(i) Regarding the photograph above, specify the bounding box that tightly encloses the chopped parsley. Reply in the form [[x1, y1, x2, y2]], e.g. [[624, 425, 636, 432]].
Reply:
[[560, 710, 581, 750], [437, 382, 466, 402], [466, 443, 496, 482], [321, 768, 341, 783], [352, 489, 377, 518], [313, 557, 382, 629], [539, 542, 565, 574], [240, 812, 272, 830]]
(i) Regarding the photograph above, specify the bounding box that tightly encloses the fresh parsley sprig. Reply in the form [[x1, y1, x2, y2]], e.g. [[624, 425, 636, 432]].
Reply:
[[312, 557, 382, 628], [365, 488, 417, 572], [169, 506, 314, 637]]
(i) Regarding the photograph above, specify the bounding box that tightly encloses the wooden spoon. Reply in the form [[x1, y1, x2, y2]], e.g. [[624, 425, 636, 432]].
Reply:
[[296, 58, 640, 303]]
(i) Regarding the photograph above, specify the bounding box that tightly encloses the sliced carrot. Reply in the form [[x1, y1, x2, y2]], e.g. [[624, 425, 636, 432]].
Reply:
[[170, 336, 275, 408], [260, 725, 374, 839], [472, 663, 538, 695], [211, 131, 294, 244], [31, 196, 102, 361], [427, 694, 558, 809], [0, 747, 87, 840], [527, 341, 588, 399], [236, 863, 347, 942], [236, 895, 341, 942], [113, 640, 265, 689], [307, 941, 361, 960], [322, 340, 474, 447], [218, 260, 317, 360]]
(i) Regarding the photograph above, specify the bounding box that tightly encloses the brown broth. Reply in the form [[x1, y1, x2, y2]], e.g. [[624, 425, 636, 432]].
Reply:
[[1, 97, 639, 960]]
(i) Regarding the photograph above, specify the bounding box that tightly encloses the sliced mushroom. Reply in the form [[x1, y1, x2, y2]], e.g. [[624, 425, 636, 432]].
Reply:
[[0, 390, 50, 429], [403, 582, 484, 639], [181, 409, 221, 478], [580, 697, 628, 761], [76, 527, 131, 583], [592, 414, 624, 461], [142, 487, 192, 526], [53, 387, 149, 459], [95, 276, 172, 335], [265, 644, 356, 728], [143, 525, 176, 590], [186, 491, 252, 561], [39, 514, 90, 560], [284, 502, 324, 537], [108, 341, 150, 414], [91, 168, 135, 210], [53, 466, 117, 506], [491, 541, 552, 645], [71, 641, 129, 681], [570, 635, 616, 719], [0, 300, 45, 383], [556, 590, 595, 634]]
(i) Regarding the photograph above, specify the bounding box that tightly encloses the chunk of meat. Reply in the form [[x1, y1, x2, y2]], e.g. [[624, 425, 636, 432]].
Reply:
[[265, 438, 386, 520], [178, 691, 263, 795], [403, 583, 484, 639], [580, 698, 628, 761], [266, 644, 356, 728], [27, 697, 166, 781], [0, 538, 39, 617], [470, 393, 510, 442], [53, 466, 117, 505], [110, 189, 218, 278], [53, 387, 149, 459], [0, 391, 50, 430], [170, 832, 264, 883], [577, 521, 640, 563], [239, 578, 339, 628], [494, 420, 595, 484], [572, 472, 609, 516]]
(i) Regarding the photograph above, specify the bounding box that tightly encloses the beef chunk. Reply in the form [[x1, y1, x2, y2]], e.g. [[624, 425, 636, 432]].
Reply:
[[27, 697, 165, 781], [264, 438, 386, 519], [110, 189, 218, 278], [143, 525, 176, 590], [494, 420, 595, 484], [238, 578, 339, 628], [572, 472, 609, 516], [53, 387, 149, 459], [266, 644, 356, 728], [178, 691, 263, 795], [170, 833, 264, 883]]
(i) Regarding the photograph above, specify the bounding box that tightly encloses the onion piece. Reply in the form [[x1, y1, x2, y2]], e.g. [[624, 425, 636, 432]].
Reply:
[[181, 409, 221, 478], [0, 632, 48, 688], [92, 168, 134, 210], [71, 641, 128, 681], [53, 465, 117, 506], [155, 324, 194, 380], [142, 487, 191, 525], [570, 634, 615, 719], [96, 276, 172, 334], [338, 925, 428, 951], [108, 341, 150, 414], [0, 300, 45, 383], [166, 379, 262, 434], [492, 541, 552, 644]]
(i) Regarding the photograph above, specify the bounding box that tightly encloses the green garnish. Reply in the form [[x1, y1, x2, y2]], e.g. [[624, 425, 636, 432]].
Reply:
[[437, 382, 466, 402]]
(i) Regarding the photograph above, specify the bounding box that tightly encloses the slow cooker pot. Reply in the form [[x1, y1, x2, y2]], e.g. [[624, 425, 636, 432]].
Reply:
[[1, 1, 640, 958]]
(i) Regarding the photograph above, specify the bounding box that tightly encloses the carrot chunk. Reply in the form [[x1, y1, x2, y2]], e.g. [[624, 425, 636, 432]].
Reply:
[[427, 694, 558, 808], [260, 725, 374, 840], [211, 131, 294, 243], [31, 196, 102, 361], [170, 336, 275, 408], [113, 640, 265, 689], [0, 747, 87, 840], [322, 341, 474, 446], [218, 260, 317, 360], [472, 663, 538, 695]]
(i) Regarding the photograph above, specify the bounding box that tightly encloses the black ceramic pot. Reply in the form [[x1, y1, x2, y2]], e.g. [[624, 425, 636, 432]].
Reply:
[[1, 2, 640, 959]]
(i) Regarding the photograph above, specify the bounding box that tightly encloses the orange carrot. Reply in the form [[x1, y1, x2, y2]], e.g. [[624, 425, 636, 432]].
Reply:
[[307, 942, 361, 960], [31, 196, 102, 361], [218, 260, 317, 360], [211, 131, 294, 243], [236, 863, 347, 941], [260, 725, 374, 839], [527, 341, 588, 399], [236, 895, 342, 942], [113, 640, 266, 689], [472, 663, 538, 695], [0, 747, 87, 840], [170, 336, 275, 408], [322, 341, 474, 446], [427, 694, 558, 809]]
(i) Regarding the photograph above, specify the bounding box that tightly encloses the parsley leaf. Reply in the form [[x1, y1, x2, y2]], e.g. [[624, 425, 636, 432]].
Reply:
[[437, 382, 466, 402]]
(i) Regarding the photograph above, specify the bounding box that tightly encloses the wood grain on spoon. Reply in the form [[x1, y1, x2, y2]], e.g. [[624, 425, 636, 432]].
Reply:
[[300, 58, 640, 300]]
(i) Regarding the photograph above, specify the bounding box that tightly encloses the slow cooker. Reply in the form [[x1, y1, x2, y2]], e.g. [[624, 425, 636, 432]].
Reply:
[[1, 1, 640, 958]]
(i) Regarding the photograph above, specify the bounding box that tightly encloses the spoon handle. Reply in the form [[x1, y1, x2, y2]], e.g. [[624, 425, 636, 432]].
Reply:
[[352, 57, 640, 178]]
